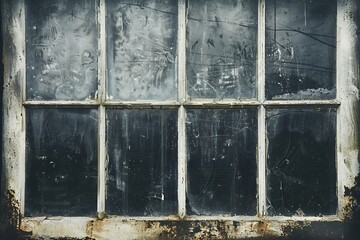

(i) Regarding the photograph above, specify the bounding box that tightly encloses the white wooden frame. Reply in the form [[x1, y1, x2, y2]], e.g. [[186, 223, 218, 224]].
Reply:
[[1, 0, 359, 238]]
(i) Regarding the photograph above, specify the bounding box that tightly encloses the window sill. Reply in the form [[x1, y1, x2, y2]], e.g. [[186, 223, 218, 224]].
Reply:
[[20, 216, 344, 239]]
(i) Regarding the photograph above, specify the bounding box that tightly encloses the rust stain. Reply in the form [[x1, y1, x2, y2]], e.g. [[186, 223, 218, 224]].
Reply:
[[253, 221, 269, 235], [10, 218, 351, 239], [85, 220, 95, 237], [0, 189, 21, 238], [344, 174, 360, 220], [343, 195, 356, 219], [155, 220, 278, 239]]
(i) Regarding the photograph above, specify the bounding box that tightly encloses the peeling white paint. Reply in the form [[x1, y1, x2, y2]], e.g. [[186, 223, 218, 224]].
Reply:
[[177, 0, 187, 219], [2, 0, 26, 214], [97, 0, 107, 217], [257, 0, 266, 218], [336, 0, 360, 219]]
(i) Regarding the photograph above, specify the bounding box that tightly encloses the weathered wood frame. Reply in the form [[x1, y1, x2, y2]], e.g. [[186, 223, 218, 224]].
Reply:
[[1, 0, 359, 238]]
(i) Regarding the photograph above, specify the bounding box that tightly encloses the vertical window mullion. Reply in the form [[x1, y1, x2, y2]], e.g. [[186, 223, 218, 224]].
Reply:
[[257, 0, 266, 218], [177, 0, 187, 218], [97, 0, 106, 217], [336, 0, 359, 219], [21, 0, 27, 215], [2, 0, 28, 215]]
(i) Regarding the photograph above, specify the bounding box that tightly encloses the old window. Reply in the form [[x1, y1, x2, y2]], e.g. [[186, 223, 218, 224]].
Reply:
[[2, 0, 359, 238]]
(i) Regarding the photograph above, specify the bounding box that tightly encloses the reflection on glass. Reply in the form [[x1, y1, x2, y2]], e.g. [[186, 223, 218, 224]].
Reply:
[[187, 0, 258, 99], [265, 0, 336, 100], [26, 108, 98, 216], [26, 0, 98, 100], [106, 109, 178, 216], [266, 107, 337, 216], [106, 0, 178, 101], [186, 108, 257, 215]]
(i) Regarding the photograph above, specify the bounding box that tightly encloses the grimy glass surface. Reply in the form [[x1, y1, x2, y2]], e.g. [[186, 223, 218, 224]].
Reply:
[[26, 0, 98, 100], [265, 0, 336, 100], [106, 0, 178, 101], [106, 109, 178, 216], [266, 107, 337, 216], [186, 108, 257, 215], [26, 108, 98, 216], [187, 0, 258, 99]]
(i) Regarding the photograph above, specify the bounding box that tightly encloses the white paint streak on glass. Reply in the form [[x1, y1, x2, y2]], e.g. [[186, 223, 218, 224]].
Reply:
[[186, 108, 257, 216], [106, 109, 178, 216], [26, 0, 98, 100], [187, 0, 258, 99], [265, 0, 336, 100], [106, 0, 178, 100]]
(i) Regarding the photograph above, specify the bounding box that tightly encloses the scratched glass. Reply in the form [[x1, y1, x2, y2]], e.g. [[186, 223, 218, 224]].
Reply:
[[187, 0, 258, 99], [106, 0, 178, 101], [26, 0, 98, 100], [265, 0, 336, 100], [25, 108, 98, 216], [266, 107, 337, 216], [106, 109, 178, 216], [186, 108, 257, 216]]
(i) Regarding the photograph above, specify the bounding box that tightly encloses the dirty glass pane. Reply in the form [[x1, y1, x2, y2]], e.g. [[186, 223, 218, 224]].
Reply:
[[106, 109, 178, 216], [26, 0, 98, 100], [186, 108, 257, 215], [265, 0, 336, 100], [106, 0, 177, 101], [187, 0, 258, 99], [26, 108, 98, 216], [266, 107, 337, 216]]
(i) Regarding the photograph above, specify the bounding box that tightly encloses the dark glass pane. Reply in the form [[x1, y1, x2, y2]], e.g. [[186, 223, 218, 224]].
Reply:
[[26, 0, 98, 100], [26, 108, 98, 216], [187, 0, 258, 99], [265, 0, 336, 100], [186, 108, 257, 215], [106, 0, 178, 100], [106, 109, 178, 216], [266, 107, 337, 216]]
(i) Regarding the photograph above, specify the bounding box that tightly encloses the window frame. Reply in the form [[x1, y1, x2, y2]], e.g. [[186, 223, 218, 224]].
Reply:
[[1, 0, 359, 238]]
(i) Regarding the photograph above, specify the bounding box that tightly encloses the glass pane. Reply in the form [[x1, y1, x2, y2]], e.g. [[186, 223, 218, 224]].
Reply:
[[186, 108, 257, 215], [187, 0, 258, 99], [106, 109, 178, 216], [266, 107, 337, 216], [106, 0, 178, 101], [26, 108, 98, 216], [26, 0, 98, 100], [265, 0, 336, 100]]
